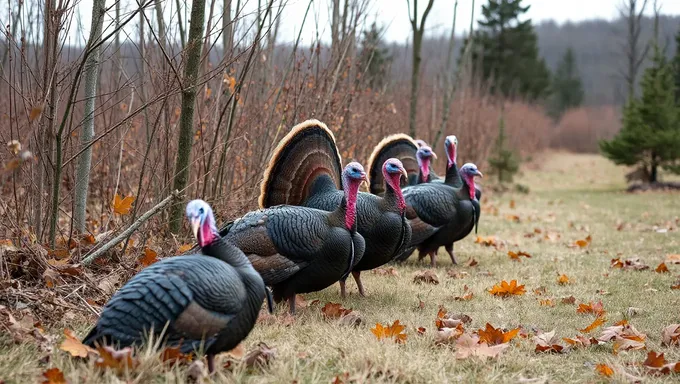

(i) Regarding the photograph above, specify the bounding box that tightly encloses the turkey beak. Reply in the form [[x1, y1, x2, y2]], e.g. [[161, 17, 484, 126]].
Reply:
[[431, 152, 438, 160], [360, 172, 368, 189], [191, 217, 201, 240], [400, 167, 408, 181], [475, 170, 484, 178]]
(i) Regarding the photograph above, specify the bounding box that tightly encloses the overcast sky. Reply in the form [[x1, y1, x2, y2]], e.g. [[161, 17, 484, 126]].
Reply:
[[16, 0, 680, 47]]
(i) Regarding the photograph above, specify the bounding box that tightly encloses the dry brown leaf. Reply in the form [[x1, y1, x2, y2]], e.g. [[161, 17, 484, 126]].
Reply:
[[435, 308, 472, 329], [112, 194, 135, 215], [455, 333, 508, 360], [595, 364, 614, 377], [446, 269, 469, 279], [97, 275, 120, 295], [139, 248, 159, 267], [580, 316, 606, 333], [557, 274, 570, 285], [41, 367, 66, 384], [662, 324, 680, 346], [611, 257, 649, 271], [413, 270, 439, 285], [371, 320, 407, 344], [539, 299, 555, 307], [417, 327, 426, 335], [177, 244, 193, 253], [95, 345, 139, 374], [435, 326, 464, 345], [508, 250, 531, 261], [562, 335, 599, 348], [666, 254, 680, 264], [505, 214, 521, 223], [43, 269, 60, 289], [488, 279, 525, 297], [60, 329, 95, 358], [372, 267, 399, 276], [321, 302, 353, 320], [533, 286, 547, 295], [655, 262, 669, 273], [533, 330, 566, 353], [576, 301, 605, 317], [466, 258, 479, 267], [477, 323, 520, 345], [644, 351, 666, 368], [243, 342, 276, 368], [573, 235, 592, 248], [160, 346, 192, 364], [454, 292, 474, 301], [561, 296, 577, 305]]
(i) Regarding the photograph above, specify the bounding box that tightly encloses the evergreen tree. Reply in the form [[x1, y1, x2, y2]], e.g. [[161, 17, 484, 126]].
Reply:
[[487, 112, 519, 184], [359, 22, 392, 89], [465, 0, 551, 100], [600, 45, 680, 183], [673, 27, 680, 105], [548, 47, 584, 120]]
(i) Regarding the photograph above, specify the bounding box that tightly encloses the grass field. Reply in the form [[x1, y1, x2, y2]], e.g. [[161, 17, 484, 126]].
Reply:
[[2, 151, 679, 383]]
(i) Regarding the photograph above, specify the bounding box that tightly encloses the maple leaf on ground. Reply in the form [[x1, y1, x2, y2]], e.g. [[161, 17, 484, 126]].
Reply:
[[563, 335, 600, 348], [60, 329, 95, 358], [413, 270, 439, 285], [371, 320, 407, 343], [655, 262, 669, 273], [644, 351, 666, 368], [533, 330, 566, 353], [597, 324, 647, 354], [475, 236, 497, 247], [139, 248, 160, 267], [42, 367, 66, 384], [372, 267, 399, 276], [576, 301, 606, 317], [507, 250, 531, 261], [435, 326, 465, 345], [488, 279, 525, 297], [580, 316, 606, 333], [455, 333, 509, 360], [662, 324, 680, 346], [95, 345, 139, 374], [557, 274, 570, 285], [320, 302, 355, 321], [595, 364, 614, 377], [435, 308, 472, 329], [112, 194, 135, 215], [477, 323, 520, 345]]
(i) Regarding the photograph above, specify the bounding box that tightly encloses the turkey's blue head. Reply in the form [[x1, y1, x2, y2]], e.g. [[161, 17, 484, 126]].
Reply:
[[459, 163, 483, 200], [414, 139, 428, 149], [382, 158, 408, 212], [186, 199, 218, 247], [341, 162, 367, 230], [444, 135, 458, 168], [416, 145, 437, 183]]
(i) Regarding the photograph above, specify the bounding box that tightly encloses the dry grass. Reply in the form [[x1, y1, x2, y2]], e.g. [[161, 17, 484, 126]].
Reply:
[[2, 151, 680, 383]]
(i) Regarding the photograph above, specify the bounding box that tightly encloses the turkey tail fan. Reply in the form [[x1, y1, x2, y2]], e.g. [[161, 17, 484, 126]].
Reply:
[[259, 119, 343, 208], [366, 134, 419, 195]]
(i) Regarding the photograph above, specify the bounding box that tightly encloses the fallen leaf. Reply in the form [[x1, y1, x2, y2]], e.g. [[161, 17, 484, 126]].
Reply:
[[577, 301, 605, 317], [435, 308, 472, 329], [557, 274, 570, 285], [505, 214, 521, 223], [446, 269, 469, 279], [655, 262, 669, 273], [539, 299, 555, 307], [60, 329, 95, 358], [454, 292, 474, 301], [533, 286, 547, 295], [417, 327, 426, 335], [371, 320, 407, 344], [455, 333, 508, 360], [372, 267, 399, 276], [321, 302, 353, 320], [488, 279, 525, 297], [43, 269, 60, 289], [95, 345, 139, 374], [533, 330, 565, 353], [41, 367, 66, 384], [508, 250, 531, 261], [563, 335, 599, 348], [661, 324, 680, 346], [595, 364, 614, 377], [97, 275, 120, 295], [243, 342, 276, 368], [112, 194, 135, 215], [139, 248, 159, 267], [666, 254, 680, 264], [574, 235, 592, 248], [598, 324, 647, 354], [435, 326, 465, 345], [561, 296, 576, 305], [177, 244, 193, 253], [413, 270, 439, 285], [644, 351, 666, 368], [509, 200, 516, 209], [477, 323, 520, 345], [580, 316, 606, 333]]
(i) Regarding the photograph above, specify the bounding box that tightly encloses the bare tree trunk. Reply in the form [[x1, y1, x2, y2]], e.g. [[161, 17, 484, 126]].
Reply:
[[222, 0, 233, 59], [407, 0, 435, 138], [618, 0, 649, 101], [433, 0, 459, 150], [175, 0, 186, 48], [154, 0, 167, 49], [73, 0, 106, 233], [169, 0, 207, 233], [331, 0, 340, 59]]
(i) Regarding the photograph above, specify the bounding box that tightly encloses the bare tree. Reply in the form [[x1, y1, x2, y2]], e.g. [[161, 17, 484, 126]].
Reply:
[[617, 0, 650, 101], [169, 0, 208, 233], [73, 0, 106, 233], [407, 0, 435, 138]]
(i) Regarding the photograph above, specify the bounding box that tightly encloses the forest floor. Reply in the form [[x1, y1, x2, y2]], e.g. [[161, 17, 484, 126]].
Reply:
[[1, 151, 680, 383]]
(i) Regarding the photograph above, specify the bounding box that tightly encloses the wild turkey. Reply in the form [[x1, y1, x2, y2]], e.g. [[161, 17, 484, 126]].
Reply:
[[83, 200, 268, 373], [415, 145, 438, 184], [259, 120, 411, 297], [223, 160, 367, 312], [367, 134, 422, 190]]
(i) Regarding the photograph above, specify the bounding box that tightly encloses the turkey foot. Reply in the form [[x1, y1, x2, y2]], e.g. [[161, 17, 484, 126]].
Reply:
[[339, 279, 348, 298], [445, 244, 457, 265], [207, 354, 215, 373], [352, 271, 366, 297], [288, 295, 296, 315], [429, 251, 437, 268]]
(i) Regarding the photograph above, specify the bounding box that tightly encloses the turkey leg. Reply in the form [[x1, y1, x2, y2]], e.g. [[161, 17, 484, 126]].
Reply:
[[445, 244, 457, 265], [351, 271, 366, 297]]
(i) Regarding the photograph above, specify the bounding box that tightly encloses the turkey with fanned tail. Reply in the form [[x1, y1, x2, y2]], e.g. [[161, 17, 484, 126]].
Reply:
[[258, 120, 411, 298]]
